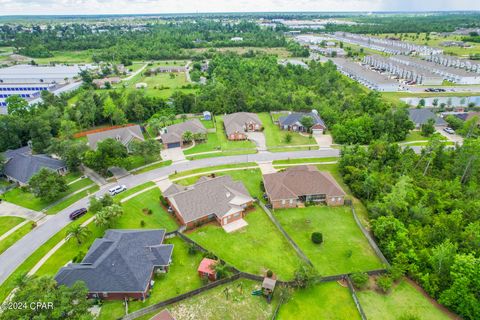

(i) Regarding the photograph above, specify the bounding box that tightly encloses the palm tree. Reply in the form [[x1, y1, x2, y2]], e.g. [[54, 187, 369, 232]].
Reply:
[[66, 225, 90, 245], [182, 131, 194, 143]]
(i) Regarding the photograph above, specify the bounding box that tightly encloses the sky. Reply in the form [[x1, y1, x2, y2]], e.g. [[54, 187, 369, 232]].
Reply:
[[0, 0, 479, 16]]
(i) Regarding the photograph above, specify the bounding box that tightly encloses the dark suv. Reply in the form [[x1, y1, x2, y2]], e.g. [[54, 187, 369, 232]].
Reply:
[[69, 208, 87, 220]]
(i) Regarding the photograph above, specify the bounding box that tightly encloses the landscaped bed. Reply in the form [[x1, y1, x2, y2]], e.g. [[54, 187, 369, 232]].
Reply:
[[357, 278, 452, 320], [188, 206, 302, 280], [277, 281, 361, 320], [274, 206, 383, 275]]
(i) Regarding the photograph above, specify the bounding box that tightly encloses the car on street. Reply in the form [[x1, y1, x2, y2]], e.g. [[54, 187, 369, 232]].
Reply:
[[69, 208, 88, 220], [108, 185, 127, 196]]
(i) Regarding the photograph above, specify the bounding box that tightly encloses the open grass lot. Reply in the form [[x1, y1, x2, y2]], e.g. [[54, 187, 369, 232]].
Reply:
[[187, 46, 293, 58], [357, 279, 452, 320], [258, 113, 316, 148], [188, 206, 302, 280], [274, 206, 382, 275], [278, 281, 361, 320], [32, 49, 99, 64], [0, 223, 32, 255], [116, 187, 179, 231], [126, 71, 197, 99], [0, 212, 93, 302], [141, 279, 276, 320], [98, 237, 204, 319], [0, 216, 25, 237], [174, 167, 263, 200]]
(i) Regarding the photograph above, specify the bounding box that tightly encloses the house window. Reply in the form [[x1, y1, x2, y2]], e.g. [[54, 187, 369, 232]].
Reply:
[[337, 197, 342, 201], [331, 198, 336, 202], [281, 199, 286, 205], [102, 292, 108, 298], [223, 218, 228, 224], [289, 199, 294, 204]]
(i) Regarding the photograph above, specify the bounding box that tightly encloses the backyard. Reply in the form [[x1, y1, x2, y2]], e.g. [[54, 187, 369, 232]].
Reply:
[[277, 281, 361, 320], [357, 278, 453, 320], [188, 206, 302, 280], [273, 206, 383, 275]]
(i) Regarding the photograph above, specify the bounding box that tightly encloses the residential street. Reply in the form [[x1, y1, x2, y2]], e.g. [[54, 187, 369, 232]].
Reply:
[[0, 148, 342, 286]]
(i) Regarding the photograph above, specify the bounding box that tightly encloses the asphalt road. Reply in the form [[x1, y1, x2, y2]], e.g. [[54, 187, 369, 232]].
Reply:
[[0, 148, 342, 286]]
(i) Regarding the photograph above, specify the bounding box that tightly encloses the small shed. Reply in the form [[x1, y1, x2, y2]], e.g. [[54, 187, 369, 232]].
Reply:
[[198, 258, 217, 281], [203, 111, 212, 121], [149, 309, 175, 320], [262, 277, 277, 295]]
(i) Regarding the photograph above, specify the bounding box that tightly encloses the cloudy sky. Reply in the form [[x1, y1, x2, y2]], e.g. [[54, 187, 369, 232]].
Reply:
[[0, 0, 479, 15]]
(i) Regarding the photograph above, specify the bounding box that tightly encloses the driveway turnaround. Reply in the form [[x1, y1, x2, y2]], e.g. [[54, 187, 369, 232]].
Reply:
[[160, 147, 186, 162], [0, 202, 45, 221], [248, 132, 267, 151], [0, 148, 343, 286]]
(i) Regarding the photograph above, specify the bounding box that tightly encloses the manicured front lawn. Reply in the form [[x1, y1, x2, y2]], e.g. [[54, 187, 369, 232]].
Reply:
[[0, 217, 25, 237], [3, 188, 50, 211], [278, 281, 361, 320], [145, 279, 276, 320], [274, 206, 383, 275], [183, 132, 221, 155], [357, 279, 452, 320], [189, 206, 302, 280], [272, 157, 339, 166], [214, 116, 257, 151], [117, 187, 179, 231], [132, 160, 173, 174], [45, 185, 100, 214], [98, 237, 204, 319], [258, 113, 316, 148], [169, 163, 257, 180], [66, 177, 94, 193], [113, 181, 155, 201], [0, 222, 32, 255]]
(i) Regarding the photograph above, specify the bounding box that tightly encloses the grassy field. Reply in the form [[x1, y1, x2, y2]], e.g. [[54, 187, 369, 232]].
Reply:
[[274, 206, 383, 275], [258, 113, 316, 148], [278, 281, 361, 320], [0, 217, 25, 237], [188, 206, 302, 280], [99, 237, 205, 319], [142, 279, 276, 320], [0, 222, 32, 255], [31, 49, 99, 64], [187, 46, 293, 58], [357, 278, 452, 320]]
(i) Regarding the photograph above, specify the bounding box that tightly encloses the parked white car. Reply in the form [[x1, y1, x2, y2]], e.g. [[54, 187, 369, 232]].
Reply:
[[443, 127, 455, 134], [108, 185, 127, 196]]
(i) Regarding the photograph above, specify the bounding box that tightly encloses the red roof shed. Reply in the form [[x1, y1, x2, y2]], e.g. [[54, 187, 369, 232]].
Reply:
[[198, 258, 217, 281]]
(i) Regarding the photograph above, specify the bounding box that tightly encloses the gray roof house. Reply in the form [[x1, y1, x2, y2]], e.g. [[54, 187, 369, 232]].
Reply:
[[165, 175, 254, 230], [160, 119, 207, 149], [55, 229, 173, 301], [408, 109, 447, 128], [3, 146, 67, 185], [223, 112, 262, 140], [86, 125, 145, 151], [278, 111, 327, 133]]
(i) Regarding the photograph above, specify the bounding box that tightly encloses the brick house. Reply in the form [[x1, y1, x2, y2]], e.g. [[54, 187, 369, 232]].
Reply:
[[278, 110, 327, 134], [223, 112, 262, 140], [263, 165, 346, 208], [160, 119, 207, 149], [164, 175, 254, 229], [55, 230, 173, 301]]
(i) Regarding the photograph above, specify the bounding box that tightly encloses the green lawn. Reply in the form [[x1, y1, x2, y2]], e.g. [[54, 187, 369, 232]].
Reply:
[[175, 168, 264, 201], [0, 222, 32, 255], [142, 279, 276, 320], [272, 157, 339, 166], [186, 149, 257, 160], [132, 160, 173, 175], [258, 113, 316, 148], [64, 172, 84, 184], [0, 217, 25, 237], [126, 72, 196, 99], [403, 130, 429, 142], [112, 181, 155, 201], [215, 116, 257, 150], [274, 206, 383, 276], [189, 206, 302, 280], [357, 279, 452, 320], [117, 187, 179, 231], [278, 281, 361, 320], [66, 177, 94, 193], [32, 49, 99, 64], [45, 185, 99, 215], [183, 132, 221, 155], [169, 163, 257, 180], [3, 188, 50, 211], [98, 237, 204, 319]]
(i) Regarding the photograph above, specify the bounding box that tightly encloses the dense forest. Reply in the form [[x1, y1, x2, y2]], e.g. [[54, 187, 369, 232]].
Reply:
[[339, 138, 480, 320], [1, 21, 286, 61]]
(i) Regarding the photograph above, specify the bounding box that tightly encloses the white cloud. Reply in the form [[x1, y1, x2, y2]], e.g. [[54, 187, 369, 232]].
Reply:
[[0, 0, 478, 15]]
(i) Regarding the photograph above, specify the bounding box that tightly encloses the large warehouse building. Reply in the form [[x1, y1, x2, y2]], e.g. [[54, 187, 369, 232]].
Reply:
[[0, 64, 90, 112]]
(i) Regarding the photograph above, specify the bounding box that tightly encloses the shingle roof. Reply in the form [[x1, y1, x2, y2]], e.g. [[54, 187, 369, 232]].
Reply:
[[55, 230, 173, 293], [278, 112, 326, 128], [161, 119, 207, 144], [166, 175, 253, 223], [263, 165, 346, 201], [223, 112, 262, 135], [87, 125, 145, 150], [408, 109, 447, 126], [3, 146, 66, 184]]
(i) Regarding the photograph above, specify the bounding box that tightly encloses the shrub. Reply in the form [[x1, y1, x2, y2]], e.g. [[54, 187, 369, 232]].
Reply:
[[159, 196, 169, 207], [204, 251, 217, 260], [284, 132, 293, 144], [188, 243, 198, 255], [311, 232, 323, 244], [350, 272, 369, 289], [376, 275, 393, 293], [266, 270, 273, 278], [140, 220, 145, 227]]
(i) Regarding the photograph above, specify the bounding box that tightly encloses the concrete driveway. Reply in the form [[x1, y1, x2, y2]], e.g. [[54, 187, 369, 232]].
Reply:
[[248, 132, 267, 151], [0, 201, 45, 221], [257, 161, 277, 174], [436, 128, 464, 145], [313, 134, 333, 148], [161, 147, 186, 162], [155, 176, 173, 192]]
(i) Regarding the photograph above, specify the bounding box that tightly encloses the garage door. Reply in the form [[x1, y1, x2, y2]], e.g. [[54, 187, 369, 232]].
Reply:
[[167, 142, 181, 148], [312, 129, 324, 135]]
